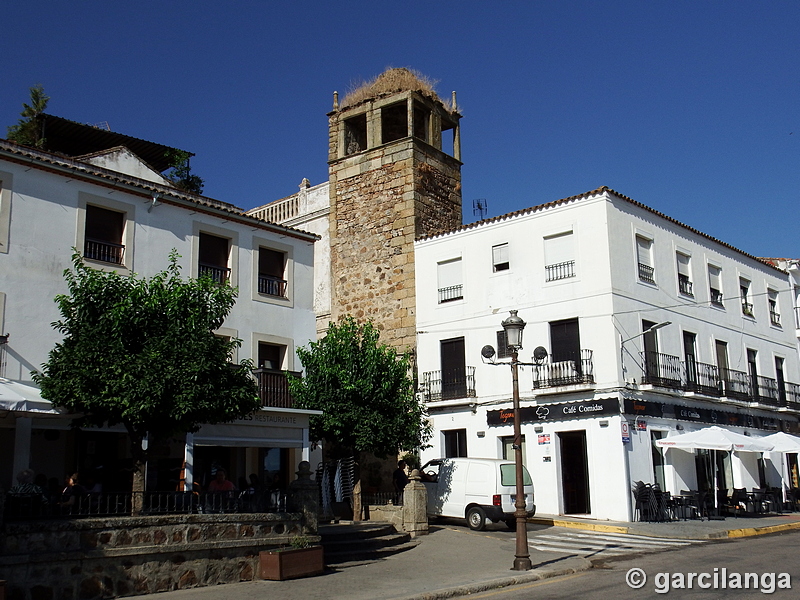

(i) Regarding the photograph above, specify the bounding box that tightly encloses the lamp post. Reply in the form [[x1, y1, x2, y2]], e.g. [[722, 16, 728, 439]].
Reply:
[[501, 310, 532, 571]]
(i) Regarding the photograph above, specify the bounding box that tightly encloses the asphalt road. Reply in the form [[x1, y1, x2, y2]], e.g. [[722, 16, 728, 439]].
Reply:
[[449, 529, 800, 599]]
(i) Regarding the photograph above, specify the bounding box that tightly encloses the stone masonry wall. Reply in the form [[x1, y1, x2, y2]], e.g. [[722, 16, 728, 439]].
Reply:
[[0, 513, 313, 600]]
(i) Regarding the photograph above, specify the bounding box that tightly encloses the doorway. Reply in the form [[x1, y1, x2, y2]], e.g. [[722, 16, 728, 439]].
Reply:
[[559, 430, 591, 514], [440, 337, 467, 399]]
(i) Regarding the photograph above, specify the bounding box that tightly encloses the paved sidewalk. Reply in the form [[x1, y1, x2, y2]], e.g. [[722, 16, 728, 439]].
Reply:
[[140, 512, 800, 600]]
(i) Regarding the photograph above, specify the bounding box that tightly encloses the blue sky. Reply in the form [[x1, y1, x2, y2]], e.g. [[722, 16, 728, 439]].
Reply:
[[2, 1, 797, 258]]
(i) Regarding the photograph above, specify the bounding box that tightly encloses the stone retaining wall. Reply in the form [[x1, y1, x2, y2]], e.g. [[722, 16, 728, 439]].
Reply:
[[0, 513, 314, 600]]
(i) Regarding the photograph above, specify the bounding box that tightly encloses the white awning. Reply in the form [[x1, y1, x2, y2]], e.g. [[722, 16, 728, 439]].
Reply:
[[0, 378, 61, 414]]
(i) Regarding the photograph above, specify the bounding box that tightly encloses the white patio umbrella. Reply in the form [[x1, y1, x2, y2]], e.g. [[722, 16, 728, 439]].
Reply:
[[656, 426, 774, 510], [0, 377, 60, 414], [761, 432, 800, 502]]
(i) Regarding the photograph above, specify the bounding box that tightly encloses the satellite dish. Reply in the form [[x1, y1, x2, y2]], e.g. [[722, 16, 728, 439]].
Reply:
[[533, 346, 548, 365], [481, 345, 496, 359]]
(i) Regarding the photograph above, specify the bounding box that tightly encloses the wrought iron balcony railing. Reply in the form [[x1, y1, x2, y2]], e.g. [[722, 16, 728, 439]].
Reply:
[[438, 285, 463, 304], [678, 274, 693, 297], [710, 288, 724, 307], [258, 274, 288, 297], [641, 350, 682, 389], [84, 238, 125, 265], [770, 310, 781, 327], [741, 301, 754, 317], [682, 359, 720, 397], [198, 263, 231, 284], [532, 349, 594, 389], [422, 367, 476, 401], [638, 263, 655, 284], [253, 368, 300, 409], [545, 260, 576, 282]]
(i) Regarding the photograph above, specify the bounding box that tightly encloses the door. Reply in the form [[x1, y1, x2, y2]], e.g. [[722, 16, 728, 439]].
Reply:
[[559, 431, 591, 514], [683, 331, 697, 389], [642, 320, 659, 382], [716, 340, 729, 393], [440, 337, 467, 399], [550, 318, 581, 377]]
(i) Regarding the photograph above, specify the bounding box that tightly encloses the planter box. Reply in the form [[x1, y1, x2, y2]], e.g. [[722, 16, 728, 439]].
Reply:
[[259, 546, 324, 580]]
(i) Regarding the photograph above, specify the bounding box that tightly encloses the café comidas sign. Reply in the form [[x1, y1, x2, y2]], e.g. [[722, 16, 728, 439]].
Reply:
[[487, 398, 619, 426]]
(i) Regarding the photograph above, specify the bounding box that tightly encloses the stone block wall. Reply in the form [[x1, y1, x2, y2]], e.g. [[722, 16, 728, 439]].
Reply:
[[0, 513, 313, 600]]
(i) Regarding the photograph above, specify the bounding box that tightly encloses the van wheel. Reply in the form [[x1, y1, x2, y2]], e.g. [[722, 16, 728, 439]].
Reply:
[[467, 507, 487, 531]]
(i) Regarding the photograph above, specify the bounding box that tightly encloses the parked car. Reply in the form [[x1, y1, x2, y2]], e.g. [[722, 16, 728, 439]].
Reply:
[[420, 457, 535, 530]]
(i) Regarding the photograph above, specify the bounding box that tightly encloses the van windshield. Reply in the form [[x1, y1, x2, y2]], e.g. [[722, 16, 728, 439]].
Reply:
[[500, 463, 532, 486]]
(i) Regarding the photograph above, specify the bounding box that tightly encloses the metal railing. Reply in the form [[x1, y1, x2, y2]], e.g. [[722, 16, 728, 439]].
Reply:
[[3, 490, 290, 521], [198, 263, 231, 284], [363, 491, 404, 506], [545, 260, 575, 282], [710, 288, 724, 307], [785, 383, 800, 410], [754, 375, 780, 406], [742, 301, 754, 317], [719, 368, 752, 400], [678, 275, 693, 297], [253, 368, 301, 409], [638, 263, 655, 284], [438, 285, 463, 303], [258, 274, 287, 297], [422, 367, 476, 401], [641, 351, 682, 388], [84, 238, 125, 265], [683, 359, 721, 397], [770, 310, 781, 327], [532, 349, 594, 389]]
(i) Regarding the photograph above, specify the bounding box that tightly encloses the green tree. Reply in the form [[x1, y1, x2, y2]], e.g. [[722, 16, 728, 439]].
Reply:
[[7, 84, 49, 148], [164, 149, 204, 194], [33, 250, 259, 508], [288, 316, 431, 459]]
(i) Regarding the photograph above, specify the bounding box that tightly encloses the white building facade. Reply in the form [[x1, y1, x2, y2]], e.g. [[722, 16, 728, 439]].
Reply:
[[415, 186, 800, 522], [0, 131, 320, 493]]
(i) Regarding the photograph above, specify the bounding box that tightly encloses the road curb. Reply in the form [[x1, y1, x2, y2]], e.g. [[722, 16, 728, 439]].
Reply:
[[725, 520, 800, 538], [394, 559, 594, 600], [529, 517, 629, 534]]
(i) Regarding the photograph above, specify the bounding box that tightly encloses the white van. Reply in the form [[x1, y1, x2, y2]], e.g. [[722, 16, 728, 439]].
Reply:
[[420, 457, 535, 531]]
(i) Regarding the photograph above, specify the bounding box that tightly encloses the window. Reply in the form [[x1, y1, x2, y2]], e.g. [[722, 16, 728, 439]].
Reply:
[[492, 243, 509, 272], [84, 204, 125, 265], [544, 231, 575, 281], [344, 113, 367, 156], [768, 289, 781, 326], [258, 247, 287, 297], [677, 252, 693, 297], [496, 330, 512, 359], [440, 337, 467, 399], [257, 342, 284, 370], [683, 331, 697, 388], [501, 435, 527, 465], [382, 103, 407, 144], [443, 429, 467, 458], [740, 278, 753, 317], [776, 357, 787, 406], [708, 265, 723, 307], [198, 232, 230, 284], [747, 348, 759, 398], [437, 258, 463, 303], [636, 235, 655, 284]]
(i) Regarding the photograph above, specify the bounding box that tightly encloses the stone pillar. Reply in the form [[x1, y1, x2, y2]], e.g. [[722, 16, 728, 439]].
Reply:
[[288, 461, 319, 535], [402, 470, 428, 537]]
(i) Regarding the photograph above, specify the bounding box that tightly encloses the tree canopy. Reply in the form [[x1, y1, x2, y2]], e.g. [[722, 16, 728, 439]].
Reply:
[[165, 149, 205, 194], [288, 316, 431, 458], [34, 250, 260, 446], [7, 84, 49, 148]]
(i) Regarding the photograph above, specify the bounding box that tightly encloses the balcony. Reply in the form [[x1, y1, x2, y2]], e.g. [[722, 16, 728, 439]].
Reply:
[[638, 263, 655, 284], [710, 288, 724, 307], [438, 285, 463, 304], [741, 301, 754, 317], [532, 349, 594, 389], [84, 238, 125, 265], [683, 359, 721, 397], [678, 274, 693, 297], [545, 260, 576, 282], [641, 351, 682, 388], [253, 368, 300, 409], [258, 274, 287, 297], [770, 310, 781, 327], [199, 263, 231, 284], [422, 367, 476, 401]]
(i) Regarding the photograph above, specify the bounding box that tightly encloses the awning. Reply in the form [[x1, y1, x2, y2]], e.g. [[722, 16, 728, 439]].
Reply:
[[0, 378, 61, 415], [656, 425, 773, 452]]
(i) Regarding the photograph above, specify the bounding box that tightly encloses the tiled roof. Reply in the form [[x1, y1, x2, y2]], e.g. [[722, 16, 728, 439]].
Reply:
[[0, 139, 319, 242], [417, 186, 786, 273]]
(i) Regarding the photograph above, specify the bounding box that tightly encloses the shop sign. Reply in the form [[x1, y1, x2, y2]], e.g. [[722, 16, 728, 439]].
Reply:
[[538, 434, 551, 445], [487, 398, 619, 426], [621, 420, 630, 443]]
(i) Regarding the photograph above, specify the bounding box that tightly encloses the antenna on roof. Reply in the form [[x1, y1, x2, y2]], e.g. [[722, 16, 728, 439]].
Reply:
[[473, 198, 488, 219], [92, 121, 111, 131]]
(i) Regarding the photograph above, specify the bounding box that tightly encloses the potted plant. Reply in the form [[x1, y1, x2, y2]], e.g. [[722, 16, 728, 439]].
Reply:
[[259, 535, 325, 580]]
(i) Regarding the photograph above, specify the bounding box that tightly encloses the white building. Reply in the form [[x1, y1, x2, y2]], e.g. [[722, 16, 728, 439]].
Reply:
[[0, 117, 321, 493], [414, 186, 800, 521]]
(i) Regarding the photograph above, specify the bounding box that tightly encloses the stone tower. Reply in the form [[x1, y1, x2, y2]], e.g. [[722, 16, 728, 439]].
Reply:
[[327, 68, 463, 351]]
